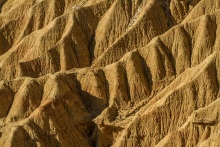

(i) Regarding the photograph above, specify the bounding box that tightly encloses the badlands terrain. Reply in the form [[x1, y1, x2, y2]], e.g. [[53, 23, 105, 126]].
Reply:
[[0, 0, 220, 146]]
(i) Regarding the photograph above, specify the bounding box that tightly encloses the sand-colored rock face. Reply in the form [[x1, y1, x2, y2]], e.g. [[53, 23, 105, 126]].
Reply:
[[0, 0, 220, 146]]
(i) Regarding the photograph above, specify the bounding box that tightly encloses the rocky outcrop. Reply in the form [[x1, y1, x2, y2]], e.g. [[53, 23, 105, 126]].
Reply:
[[0, 0, 220, 146]]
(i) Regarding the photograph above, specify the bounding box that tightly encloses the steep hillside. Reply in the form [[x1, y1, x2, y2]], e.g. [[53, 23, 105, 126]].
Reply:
[[0, 0, 220, 147]]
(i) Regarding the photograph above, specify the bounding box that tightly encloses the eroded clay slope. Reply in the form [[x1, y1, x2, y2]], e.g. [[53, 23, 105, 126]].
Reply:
[[0, 0, 220, 147]]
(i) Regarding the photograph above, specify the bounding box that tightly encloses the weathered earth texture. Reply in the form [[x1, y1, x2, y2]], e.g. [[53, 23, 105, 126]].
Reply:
[[0, 0, 220, 146]]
